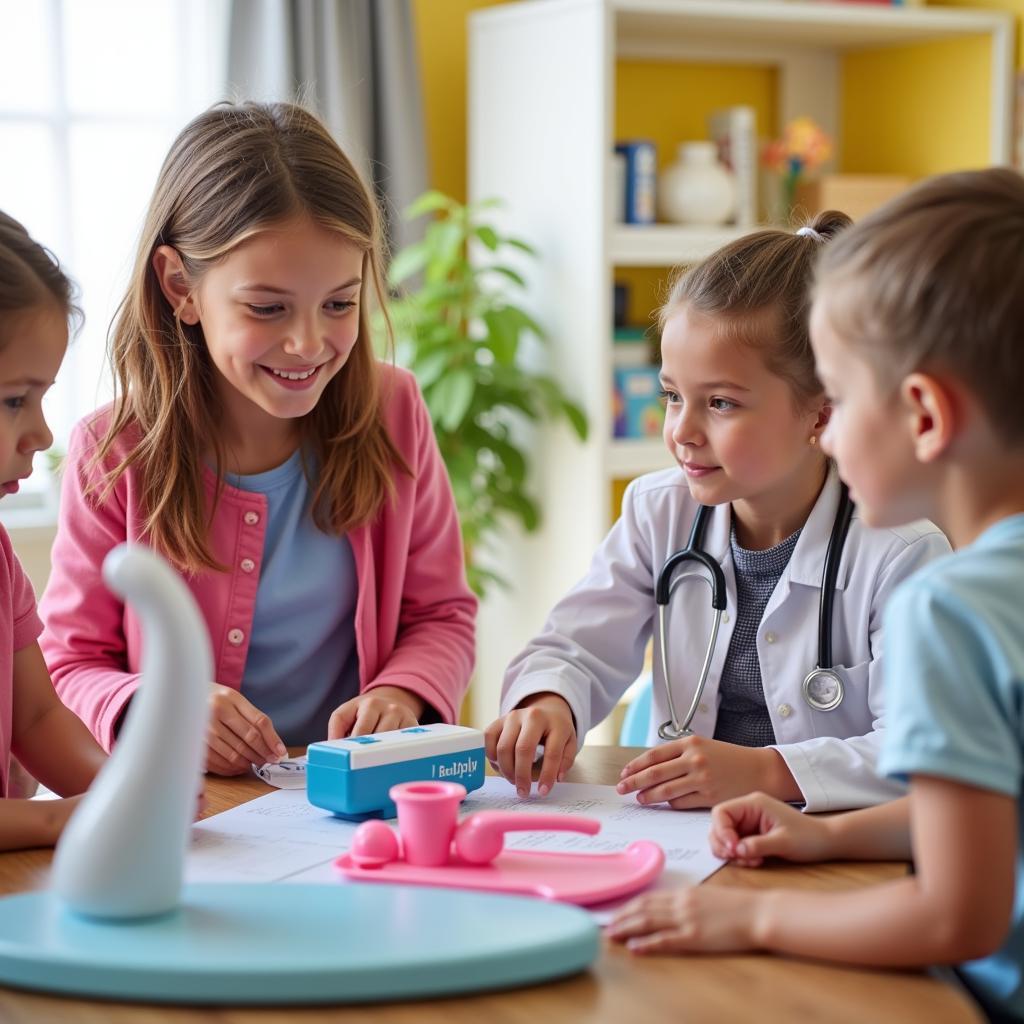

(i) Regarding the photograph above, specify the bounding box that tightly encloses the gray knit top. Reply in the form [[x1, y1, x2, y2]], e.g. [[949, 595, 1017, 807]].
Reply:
[[712, 527, 801, 748]]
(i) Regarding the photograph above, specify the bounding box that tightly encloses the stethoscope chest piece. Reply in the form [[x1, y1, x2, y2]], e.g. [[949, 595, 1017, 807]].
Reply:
[[801, 667, 845, 712]]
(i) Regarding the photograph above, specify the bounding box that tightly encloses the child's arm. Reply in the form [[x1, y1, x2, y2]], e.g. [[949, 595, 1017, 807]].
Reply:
[[11, 641, 106, 796], [707, 790, 911, 867], [0, 795, 84, 851], [0, 641, 106, 852], [610, 776, 1014, 966]]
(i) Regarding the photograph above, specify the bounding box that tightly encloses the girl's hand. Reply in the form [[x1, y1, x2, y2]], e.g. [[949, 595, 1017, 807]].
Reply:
[[616, 736, 798, 809], [607, 886, 762, 954], [710, 791, 833, 867], [327, 686, 425, 739], [484, 693, 578, 798], [206, 684, 287, 776]]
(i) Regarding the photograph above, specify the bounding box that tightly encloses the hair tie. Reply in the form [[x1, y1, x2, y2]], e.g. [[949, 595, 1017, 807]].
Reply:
[[796, 226, 825, 242]]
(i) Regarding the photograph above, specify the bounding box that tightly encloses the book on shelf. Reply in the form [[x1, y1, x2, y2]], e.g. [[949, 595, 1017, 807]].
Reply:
[[708, 106, 757, 228], [614, 141, 657, 225]]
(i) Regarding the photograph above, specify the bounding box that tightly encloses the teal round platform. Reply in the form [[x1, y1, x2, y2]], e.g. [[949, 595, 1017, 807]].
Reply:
[[0, 883, 599, 1004]]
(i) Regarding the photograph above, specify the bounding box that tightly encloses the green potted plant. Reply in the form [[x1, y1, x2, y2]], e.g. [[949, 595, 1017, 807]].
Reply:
[[383, 191, 587, 598]]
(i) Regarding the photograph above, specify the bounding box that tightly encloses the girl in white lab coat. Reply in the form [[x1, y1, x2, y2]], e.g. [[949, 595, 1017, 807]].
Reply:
[[486, 212, 950, 812]]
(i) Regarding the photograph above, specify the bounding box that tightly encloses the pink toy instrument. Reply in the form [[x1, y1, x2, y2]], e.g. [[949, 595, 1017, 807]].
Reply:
[[334, 781, 666, 906]]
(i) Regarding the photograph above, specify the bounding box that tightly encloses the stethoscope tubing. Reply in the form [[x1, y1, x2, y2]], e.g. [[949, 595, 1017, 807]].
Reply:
[[655, 485, 855, 739]]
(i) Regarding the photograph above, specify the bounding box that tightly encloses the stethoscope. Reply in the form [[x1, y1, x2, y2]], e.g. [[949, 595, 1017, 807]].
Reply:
[[654, 483, 856, 741]]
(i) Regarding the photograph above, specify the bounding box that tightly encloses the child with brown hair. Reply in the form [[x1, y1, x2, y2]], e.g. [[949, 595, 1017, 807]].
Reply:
[[488, 212, 949, 808], [608, 167, 1024, 1023], [39, 102, 476, 774], [0, 211, 106, 847]]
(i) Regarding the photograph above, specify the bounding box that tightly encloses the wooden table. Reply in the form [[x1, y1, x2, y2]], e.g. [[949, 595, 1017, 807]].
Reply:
[[0, 747, 982, 1023]]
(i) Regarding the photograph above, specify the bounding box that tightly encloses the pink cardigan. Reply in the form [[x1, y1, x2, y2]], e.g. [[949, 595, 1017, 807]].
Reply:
[[40, 365, 476, 751]]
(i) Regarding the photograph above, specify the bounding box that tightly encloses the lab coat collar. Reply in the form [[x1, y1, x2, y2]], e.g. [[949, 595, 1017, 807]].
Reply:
[[703, 466, 851, 592], [786, 467, 851, 591]]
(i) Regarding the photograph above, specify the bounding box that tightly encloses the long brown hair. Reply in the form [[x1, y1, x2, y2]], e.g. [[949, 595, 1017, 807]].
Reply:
[[0, 210, 80, 343], [95, 101, 407, 573], [660, 210, 852, 407], [815, 167, 1024, 445]]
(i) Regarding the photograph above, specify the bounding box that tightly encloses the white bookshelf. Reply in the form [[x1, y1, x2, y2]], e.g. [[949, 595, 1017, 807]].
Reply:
[[467, 0, 1014, 727]]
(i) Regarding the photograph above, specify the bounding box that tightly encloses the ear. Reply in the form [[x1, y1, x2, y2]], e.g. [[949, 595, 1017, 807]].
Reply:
[[809, 397, 832, 439], [899, 372, 955, 463], [151, 245, 199, 324]]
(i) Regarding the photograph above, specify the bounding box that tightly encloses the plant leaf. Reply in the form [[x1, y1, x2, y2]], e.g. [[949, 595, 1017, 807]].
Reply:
[[488, 265, 527, 288], [560, 398, 589, 440], [482, 309, 518, 367], [413, 349, 451, 389], [474, 225, 499, 250], [432, 369, 475, 431], [505, 238, 537, 255], [406, 190, 455, 218], [388, 243, 430, 287]]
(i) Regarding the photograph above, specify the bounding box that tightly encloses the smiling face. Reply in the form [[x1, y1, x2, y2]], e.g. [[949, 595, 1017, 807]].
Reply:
[[181, 216, 365, 441], [0, 302, 67, 497], [660, 303, 826, 514]]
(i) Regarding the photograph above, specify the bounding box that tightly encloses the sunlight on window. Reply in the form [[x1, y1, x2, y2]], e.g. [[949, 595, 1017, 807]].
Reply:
[[0, 2, 54, 113], [0, 0, 228, 514]]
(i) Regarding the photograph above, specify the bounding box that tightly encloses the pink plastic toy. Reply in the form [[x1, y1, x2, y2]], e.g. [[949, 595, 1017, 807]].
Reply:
[[336, 781, 665, 906], [349, 819, 401, 868]]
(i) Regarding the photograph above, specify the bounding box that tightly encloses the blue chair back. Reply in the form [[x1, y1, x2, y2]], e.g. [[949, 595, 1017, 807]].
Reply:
[[618, 674, 653, 746]]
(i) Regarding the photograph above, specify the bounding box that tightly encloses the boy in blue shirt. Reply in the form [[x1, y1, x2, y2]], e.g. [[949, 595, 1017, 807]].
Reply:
[[608, 167, 1024, 1022]]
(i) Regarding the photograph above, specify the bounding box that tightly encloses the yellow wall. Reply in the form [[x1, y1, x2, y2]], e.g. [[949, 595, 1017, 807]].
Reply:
[[932, 0, 1024, 59], [412, 0, 513, 203], [841, 35, 994, 175]]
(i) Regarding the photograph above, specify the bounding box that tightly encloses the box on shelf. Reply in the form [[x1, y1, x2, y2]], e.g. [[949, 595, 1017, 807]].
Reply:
[[613, 365, 664, 439], [794, 174, 911, 222]]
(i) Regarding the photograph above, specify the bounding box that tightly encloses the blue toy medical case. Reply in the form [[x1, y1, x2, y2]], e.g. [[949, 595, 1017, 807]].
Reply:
[[306, 723, 486, 820]]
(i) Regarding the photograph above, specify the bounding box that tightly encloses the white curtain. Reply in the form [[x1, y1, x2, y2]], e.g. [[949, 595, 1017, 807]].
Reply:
[[226, 0, 429, 253]]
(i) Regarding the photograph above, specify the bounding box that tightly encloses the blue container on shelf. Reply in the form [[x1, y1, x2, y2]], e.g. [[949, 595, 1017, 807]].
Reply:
[[306, 723, 486, 821]]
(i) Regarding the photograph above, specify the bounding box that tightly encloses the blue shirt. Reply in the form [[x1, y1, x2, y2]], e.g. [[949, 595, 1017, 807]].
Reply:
[[227, 451, 360, 746], [878, 513, 1024, 1021]]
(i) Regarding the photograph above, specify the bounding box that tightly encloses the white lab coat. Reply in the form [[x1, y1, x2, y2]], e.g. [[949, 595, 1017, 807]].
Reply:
[[501, 467, 951, 811]]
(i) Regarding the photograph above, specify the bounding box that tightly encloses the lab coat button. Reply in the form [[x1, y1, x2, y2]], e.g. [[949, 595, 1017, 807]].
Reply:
[[765, 632, 777, 644], [228, 628, 245, 646], [698, 703, 709, 714], [243, 510, 259, 526], [777, 703, 793, 718], [240, 558, 255, 573], [722, 612, 730, 623]]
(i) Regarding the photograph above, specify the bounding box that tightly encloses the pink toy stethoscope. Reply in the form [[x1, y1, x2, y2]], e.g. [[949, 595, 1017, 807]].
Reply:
[[350, 781, 600, 868], [339, 780, 666, 906]]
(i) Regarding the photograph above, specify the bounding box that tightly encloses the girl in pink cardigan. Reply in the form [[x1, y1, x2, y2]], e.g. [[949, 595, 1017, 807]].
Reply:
[[40, 103, 476, 775]]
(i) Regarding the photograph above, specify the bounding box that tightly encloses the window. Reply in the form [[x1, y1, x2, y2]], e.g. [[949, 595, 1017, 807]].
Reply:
[[0, 0, 228, 516]]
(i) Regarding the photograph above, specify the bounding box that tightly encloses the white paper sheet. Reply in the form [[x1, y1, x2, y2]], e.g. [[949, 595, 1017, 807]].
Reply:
[[186, 777, 725, 919]]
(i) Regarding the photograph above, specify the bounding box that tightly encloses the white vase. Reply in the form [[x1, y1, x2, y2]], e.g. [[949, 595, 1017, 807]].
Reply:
[[659, 142, 737, 226]]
